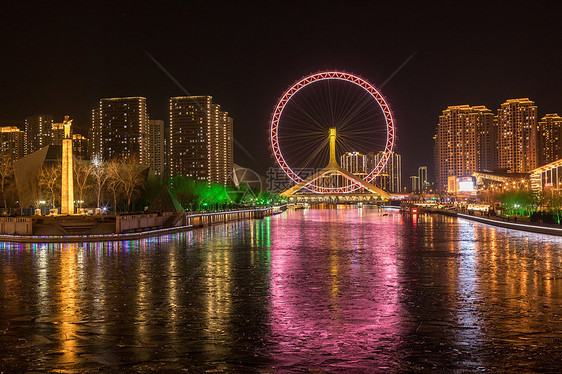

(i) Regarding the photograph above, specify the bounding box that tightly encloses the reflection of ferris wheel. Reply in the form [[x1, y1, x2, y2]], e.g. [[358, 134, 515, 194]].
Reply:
[[270, 71, 395, 193]]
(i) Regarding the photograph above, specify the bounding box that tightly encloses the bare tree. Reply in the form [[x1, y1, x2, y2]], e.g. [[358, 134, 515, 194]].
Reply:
[[0, 154, 14, 209], [90, 156, 111, 210], [106, 161, 122, 213], [108, 156, 146, 212], [73, 159, 93, 208], [38, 163, 61, 208]]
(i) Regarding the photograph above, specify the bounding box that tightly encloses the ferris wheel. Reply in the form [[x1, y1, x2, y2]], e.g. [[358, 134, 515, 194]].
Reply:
[[270, 71, 396, 194]]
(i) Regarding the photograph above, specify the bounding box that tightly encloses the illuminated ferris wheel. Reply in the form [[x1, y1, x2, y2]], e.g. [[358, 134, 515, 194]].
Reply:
[[269, 71, 396, 194]]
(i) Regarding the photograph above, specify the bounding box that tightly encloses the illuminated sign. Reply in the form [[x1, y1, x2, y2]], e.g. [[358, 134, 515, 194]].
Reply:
[[457, 177, 474, 192]]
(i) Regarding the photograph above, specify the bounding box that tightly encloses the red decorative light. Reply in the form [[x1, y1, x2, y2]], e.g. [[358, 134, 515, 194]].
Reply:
[[270, 71, 396, 193]]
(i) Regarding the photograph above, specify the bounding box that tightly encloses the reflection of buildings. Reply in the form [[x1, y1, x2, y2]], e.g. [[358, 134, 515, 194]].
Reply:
[[368, 151, 401, 193], [169, 96, 233, 184], [90, 97, 149, 162], [340, 152, 366, 178], [465, 222, 557, 345], [434, 105, 496, 191], [269, 209, 404, 368], [58, 244, 79, 365], [203, 228, 233, 360], [0, 126, 25, 162], [537, 113, 562, 166], [25, 114, 53, 155], [497, 98, 537, 173]]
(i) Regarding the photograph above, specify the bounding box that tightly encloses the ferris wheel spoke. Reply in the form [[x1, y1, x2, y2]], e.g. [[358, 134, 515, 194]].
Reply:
[[283, 137, 328, 161], [307, 81, 330, 126], [289, 97, 326, 129], [329, 80, 343, 124], [338, 96, 378, 131], [278, 133, 326, 142], [342, 128, 381, 139], [340, 112, 386, 133], [326, 81, 334, 127], [278, 119, 327, 135], [326, 80, 336, 128], [339, 128, 387, 136], [333, 80, 358, 124], [279, 129, 325, 141], [296, 83, 330, 126], [338, 130, 387, 150], [282, 112, 328, 132], [282, 138, 326, 153], [296, 138, 330, 172], [346, 105, 385, 121]]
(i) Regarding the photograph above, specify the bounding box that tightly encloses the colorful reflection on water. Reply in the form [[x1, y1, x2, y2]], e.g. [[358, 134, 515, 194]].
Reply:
[[0, 209, 561, 372], [269, 209, 405, 370]]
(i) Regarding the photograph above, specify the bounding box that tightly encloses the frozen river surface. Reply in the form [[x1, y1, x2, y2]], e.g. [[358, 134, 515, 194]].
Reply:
[[1, 208, 561, 372]]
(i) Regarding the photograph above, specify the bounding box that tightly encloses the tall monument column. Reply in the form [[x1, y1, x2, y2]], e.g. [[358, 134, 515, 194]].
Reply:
[[61, 116, 74, 215]]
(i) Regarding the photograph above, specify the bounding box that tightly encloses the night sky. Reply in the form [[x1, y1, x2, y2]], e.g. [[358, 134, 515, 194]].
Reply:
[[2, 1, 561, 180]]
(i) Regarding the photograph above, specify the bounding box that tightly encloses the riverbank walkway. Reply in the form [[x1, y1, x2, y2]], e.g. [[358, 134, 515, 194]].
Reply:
[[0, 206, 285, 243], [426, 208, 562, 237]]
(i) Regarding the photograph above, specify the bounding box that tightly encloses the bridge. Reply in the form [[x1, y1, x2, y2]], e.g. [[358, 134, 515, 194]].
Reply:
[[280, 128, 391, 203]]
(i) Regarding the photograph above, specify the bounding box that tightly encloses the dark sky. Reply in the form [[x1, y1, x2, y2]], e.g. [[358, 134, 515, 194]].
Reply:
[[1, 1, 561, 180]]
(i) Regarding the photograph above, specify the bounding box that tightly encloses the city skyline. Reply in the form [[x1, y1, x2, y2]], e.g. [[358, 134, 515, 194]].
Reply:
[[4, 93, 562, 191], [3, 89, 562, 193], [2, 2, 561, 179]]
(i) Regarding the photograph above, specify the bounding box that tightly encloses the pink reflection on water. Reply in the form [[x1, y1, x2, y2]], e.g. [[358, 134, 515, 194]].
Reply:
[[269, 208, 405, 370]]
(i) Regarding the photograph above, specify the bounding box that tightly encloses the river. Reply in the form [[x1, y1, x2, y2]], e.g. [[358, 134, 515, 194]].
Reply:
[[0, 208, 561, 372]]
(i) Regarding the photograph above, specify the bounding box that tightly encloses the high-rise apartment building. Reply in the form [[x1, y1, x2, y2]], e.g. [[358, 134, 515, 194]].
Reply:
[[368, 151, 402, 193], [0, 127, 25, 162], [537, 113, 562, 166], [51, 122, 67, 146], [410, 175, 420, 193], [90, 97, 148, 162], [169, 96, 233, 185], [224, 113, 234, 182], [24, 114, 53, 154], [434, 105, 496, 191], [72, 134, 89, 160], [418, 166, 428, 191], [497, 98, 538, 173], [210, 105, 233, 185], [147, 120, 166, 176], [89, 108, 101, 160], [340, 151, 367, 176]]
